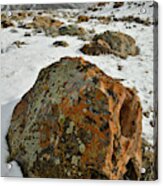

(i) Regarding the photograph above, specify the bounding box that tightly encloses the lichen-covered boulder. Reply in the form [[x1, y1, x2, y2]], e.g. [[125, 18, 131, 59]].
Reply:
[[80, 31, 139, 59], [7, 57, 142, 179]]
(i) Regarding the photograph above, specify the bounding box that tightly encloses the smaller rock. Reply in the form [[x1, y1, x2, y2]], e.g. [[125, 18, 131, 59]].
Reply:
[[53, 41, 69, 47], [143, 111, 150, 118], [10, 29, 18, 33], [77, 15, 89, 23], [98, 16, 111, 24], [117, 65, 123, 71], [59, 24, 86, 36], [33, 16, 63, 29], [150, 121, 155, 127], [24, 32, 31, 37], [80, 30, 139, 59], [97, 2, 109, 7], [27, 12, 33, 17], [11, 11, 27, 21], [1, 19, 15, 28], [113, 2, 124, 8], [12, 41, 27, 48]]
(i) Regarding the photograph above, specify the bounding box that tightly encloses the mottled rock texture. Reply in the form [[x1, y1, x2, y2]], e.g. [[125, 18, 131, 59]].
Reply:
[[80, 31, 139, 59], [7, 57, 142, 179]]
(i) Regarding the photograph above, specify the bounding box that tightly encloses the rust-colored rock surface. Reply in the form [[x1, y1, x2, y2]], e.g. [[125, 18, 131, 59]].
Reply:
[[7, 57, 142, 179], [80, 31, 139, 58]]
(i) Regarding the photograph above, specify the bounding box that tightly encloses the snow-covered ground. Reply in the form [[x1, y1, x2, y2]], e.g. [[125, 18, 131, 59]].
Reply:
[[1, 1, 156, 177]]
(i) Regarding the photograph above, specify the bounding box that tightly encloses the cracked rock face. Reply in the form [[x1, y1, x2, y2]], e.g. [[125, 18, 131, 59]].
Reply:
[[80, 31, 139, 59], [7, 57, 142, 179]]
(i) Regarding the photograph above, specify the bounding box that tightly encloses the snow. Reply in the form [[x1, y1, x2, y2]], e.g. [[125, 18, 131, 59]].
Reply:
[[1, 1, 156, 177]]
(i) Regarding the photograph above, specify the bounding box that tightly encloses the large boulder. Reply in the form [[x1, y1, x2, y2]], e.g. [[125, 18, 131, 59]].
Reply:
[[7, 57, 142, 179], [80, 31, 139, 59]]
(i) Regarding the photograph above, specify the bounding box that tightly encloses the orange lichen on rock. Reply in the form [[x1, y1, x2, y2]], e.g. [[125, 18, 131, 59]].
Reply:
[[7, 57, 142, 179]]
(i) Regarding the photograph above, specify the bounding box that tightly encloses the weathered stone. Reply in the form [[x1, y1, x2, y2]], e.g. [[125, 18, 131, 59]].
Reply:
[[77, 15, 90, 23], [53, 41, 69, 47], [24, 32, 31, 37], [12, 41, 27, 48], [10, 11, 27, 21], [33, 16, 63, 28], [59, 25, 86, 36], [113, 16, 151, 26], [98, 16, 111, 24], [1, 19, 15, 28], [21, 16, 63, 30], [80, 31, 139, 58], [97, 2, 109, 7], [7, 57, 142, 179], [113, 2, 124, 8]]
